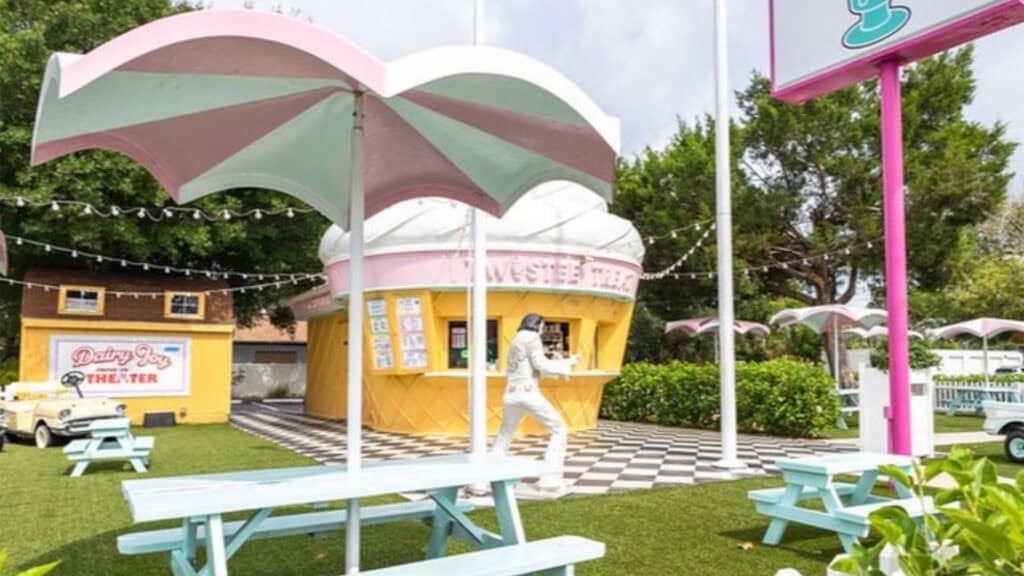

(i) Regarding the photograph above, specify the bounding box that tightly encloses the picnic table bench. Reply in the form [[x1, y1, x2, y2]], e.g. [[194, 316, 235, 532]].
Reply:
[[63, 418, 154, 478], [118, 454, 605, 576], [749, 452, 934, 553]]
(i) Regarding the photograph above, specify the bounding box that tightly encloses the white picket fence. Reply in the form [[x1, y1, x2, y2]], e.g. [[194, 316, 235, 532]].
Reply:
[[933, 378, 1022, 412], [231, 363, 306, 399]]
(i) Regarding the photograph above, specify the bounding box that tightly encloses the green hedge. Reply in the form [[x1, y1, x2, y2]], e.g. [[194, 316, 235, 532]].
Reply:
[[601, 359, 840, 437], [934, 374, 1024, 385]]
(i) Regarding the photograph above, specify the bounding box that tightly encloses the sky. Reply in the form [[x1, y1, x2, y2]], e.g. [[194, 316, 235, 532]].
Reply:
[[215, 0, 1024, 191]]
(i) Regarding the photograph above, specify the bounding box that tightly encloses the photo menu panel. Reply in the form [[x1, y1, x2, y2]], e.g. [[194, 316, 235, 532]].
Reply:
[[367, 298, 394, 370], [396, 296, 428, 370]]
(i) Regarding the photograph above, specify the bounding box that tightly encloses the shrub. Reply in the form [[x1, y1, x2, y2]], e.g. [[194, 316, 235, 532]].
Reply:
[[0, 357, 18, 390], [601, 359, 840, 437], [265, 384, 292, 399], [934, 373, 1024, 386], [869, 338, 941, 371], [834, 447, 1024, 575]]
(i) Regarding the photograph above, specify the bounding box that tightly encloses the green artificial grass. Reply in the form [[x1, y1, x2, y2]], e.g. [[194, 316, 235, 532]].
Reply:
[[936, 441, 1024, 480], [0, 424, 843, 575], [821, 412, 986, 439]]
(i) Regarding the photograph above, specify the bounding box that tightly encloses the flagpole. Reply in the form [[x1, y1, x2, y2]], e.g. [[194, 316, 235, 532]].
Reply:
[[713, 0, 744, 470], [469, 0, 488, 457]]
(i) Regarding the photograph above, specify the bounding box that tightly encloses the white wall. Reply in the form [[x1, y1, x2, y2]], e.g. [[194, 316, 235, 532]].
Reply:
[[933, 349, 1022, 376], [231, 363, 306, 398]]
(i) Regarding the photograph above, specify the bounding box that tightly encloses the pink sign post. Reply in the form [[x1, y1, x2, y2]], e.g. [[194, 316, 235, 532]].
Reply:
[[770, 0, 1024, 455]]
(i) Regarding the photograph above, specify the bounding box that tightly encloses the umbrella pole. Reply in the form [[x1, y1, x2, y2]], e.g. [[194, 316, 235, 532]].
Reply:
[[833, 316, 841, 387], [712, 0, 743, 470], [469, 0, 488, 458], [345, 92, 366, 575], [984, 335, 990, 386]]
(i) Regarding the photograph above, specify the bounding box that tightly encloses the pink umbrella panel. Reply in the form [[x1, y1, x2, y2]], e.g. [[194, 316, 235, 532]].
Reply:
[[665, 317, 771, 362]]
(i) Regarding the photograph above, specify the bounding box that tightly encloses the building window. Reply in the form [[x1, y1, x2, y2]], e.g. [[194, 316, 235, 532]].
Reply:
[[58, 286, 105, 315], [541, 321, 571, 359], [448, 320, 498, 370], [164, 292, 205, 319]]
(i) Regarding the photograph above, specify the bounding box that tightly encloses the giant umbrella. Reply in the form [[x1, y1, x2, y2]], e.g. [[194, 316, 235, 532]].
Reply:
[[28, 9, 619, 572], [931, 318, 1024, 385]]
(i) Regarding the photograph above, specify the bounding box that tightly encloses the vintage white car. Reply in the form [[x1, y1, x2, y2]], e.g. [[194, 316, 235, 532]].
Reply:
[[0, 371, 126, 448], [983, 400, 1024, 463]]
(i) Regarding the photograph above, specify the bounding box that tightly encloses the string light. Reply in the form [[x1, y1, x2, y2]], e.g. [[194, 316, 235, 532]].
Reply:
[[3, 197, 315, 222], [0, 273, 326, 297], [6, 233, 319, 281], [640, 224, 716, 280], [644, 237, 881, 282]]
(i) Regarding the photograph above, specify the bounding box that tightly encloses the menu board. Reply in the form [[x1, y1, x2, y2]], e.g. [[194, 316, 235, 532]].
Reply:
[[396, 296, 428, 370], [366, 298, 394, 370]]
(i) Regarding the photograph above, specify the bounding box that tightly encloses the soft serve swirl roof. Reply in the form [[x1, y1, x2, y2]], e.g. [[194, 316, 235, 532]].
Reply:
[[318, 181, 645, 265]]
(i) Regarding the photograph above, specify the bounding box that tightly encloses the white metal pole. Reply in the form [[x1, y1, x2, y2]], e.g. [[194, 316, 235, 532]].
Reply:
[[469, 0, 488, 458], [345, 92, 365, 575], [713, 0, 743, 470]]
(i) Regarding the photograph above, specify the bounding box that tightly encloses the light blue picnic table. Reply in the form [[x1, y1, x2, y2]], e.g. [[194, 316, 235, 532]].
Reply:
[[119, 454, 559, 576], [63, 417, 154, 477], [748, 452, 930, 553]]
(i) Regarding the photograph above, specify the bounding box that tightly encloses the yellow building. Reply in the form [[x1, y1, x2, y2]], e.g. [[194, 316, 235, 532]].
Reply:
[[292, 183, 644, 436], [19, 269, 234, 425]]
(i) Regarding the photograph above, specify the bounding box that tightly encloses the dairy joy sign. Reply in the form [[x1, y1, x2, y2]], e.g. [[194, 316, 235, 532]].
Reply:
[[49, 335, 191, 397], [771, 0, 1024, 102]]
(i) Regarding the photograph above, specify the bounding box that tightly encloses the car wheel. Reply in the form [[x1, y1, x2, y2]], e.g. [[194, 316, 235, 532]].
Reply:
[[1005, 429, 1024, 464], [34, 424, 53, 449]]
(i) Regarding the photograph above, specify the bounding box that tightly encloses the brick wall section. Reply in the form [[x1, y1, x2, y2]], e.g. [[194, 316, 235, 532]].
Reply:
[[21, 268, 234, 324]]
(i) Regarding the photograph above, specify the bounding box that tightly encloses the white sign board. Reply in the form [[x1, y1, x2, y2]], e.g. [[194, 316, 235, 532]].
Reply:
[[49, 335, 191, 397], [771, 0, 1024, 102]]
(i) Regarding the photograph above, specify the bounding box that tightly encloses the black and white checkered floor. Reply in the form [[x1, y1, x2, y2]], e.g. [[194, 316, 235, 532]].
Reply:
[[231, 403, 854, 497]]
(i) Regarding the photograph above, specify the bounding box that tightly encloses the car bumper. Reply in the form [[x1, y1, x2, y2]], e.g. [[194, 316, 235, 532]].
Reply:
[[52, 417, 117, 437]]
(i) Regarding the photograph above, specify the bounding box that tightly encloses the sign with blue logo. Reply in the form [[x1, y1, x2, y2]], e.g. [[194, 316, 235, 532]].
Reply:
[[771, 0, 1024, 103]]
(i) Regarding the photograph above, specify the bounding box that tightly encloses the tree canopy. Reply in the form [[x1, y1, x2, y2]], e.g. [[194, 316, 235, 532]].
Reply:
[[614, 46, 1016, 371]]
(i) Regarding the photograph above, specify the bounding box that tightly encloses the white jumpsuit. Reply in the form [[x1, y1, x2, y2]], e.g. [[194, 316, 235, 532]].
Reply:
[[492, 329, 574, 489]]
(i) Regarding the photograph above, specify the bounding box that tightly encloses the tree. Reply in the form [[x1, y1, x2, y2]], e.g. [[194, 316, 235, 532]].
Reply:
[[0, 0, 330, 357], [613, 47, 1016, 379]]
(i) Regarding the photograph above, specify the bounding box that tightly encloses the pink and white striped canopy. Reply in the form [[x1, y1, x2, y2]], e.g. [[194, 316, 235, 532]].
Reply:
[[930, 318, 1024, 340], [769, 304, 887, 334], [30, 10, 620, 225], [665, 317, 771, 337]]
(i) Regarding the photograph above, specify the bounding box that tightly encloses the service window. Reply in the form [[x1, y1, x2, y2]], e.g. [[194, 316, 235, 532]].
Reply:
[[541, 321, 571, 359], [164, 292, 205, 320], [58, 286, 105, 315], [448, 320, 498, 370]]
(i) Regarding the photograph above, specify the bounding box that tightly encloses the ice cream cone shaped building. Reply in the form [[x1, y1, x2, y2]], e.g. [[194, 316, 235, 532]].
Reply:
[[292, 182, 644, 436]]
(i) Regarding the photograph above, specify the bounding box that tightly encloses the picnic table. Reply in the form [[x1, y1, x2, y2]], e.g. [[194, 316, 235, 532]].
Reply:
[[118, 453, 604, 576], [63, 418, 154, 478], [748, 452, 933, 553]]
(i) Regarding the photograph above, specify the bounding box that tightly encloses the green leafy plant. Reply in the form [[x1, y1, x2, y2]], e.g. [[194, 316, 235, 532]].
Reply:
[[601, 359, 840, 437], [833, 447, 1024, 575], [0, 549, 59, 576], [869, 338, 941, 372], [265, 384, 292, 399]]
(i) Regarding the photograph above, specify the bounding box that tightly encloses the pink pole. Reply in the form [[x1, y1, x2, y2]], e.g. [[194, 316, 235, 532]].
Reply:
[[880, 59, 912, 455]]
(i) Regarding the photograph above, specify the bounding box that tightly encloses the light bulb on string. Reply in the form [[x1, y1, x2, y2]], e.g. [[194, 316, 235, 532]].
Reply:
[[193, 210, 201, 220], [254, 210, 262, 220], [15, 238, 22, 246], [16, 197, 25, 207], [223, 210, 231, 221], [71, 250, 78, 258], [163, 209, 173, 218], [286, 208, 294, 218], [111, 207, 120, 216], [83, 205, 92, 215], [121, 260, 127, 267], [137, 209, 146, 218], [44, 245, 51, 252], [51, 201, 59, 211], [96, 255, 103, 263]]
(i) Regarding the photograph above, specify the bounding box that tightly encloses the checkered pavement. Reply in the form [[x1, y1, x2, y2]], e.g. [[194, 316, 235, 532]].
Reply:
[[230, 403, 854, 496]]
